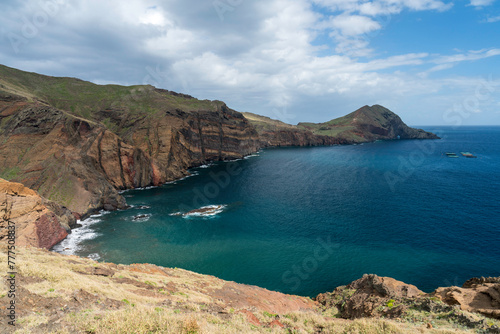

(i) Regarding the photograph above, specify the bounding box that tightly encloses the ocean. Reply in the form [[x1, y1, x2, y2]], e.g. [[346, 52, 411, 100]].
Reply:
[[53, 126, 500, 297]]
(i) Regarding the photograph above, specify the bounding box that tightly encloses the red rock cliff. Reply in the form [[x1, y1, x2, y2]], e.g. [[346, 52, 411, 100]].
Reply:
[[0, 178, 75, 249]]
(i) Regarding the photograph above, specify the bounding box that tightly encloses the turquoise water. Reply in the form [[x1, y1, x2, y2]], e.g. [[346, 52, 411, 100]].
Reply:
[[54, 126, 500, 296]]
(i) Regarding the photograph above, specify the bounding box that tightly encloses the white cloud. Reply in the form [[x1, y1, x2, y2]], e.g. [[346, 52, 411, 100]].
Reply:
[[328, 14, 381, 36], [0, 0, 499, 125], [311, 0, 453, 14], [434, 48, 500, 64], [484, 15, 500, 22], [469, 0, 495, 6]]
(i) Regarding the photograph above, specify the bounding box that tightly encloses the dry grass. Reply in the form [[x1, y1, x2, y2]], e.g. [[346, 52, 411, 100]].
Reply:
[[0, 246, 481, 334]]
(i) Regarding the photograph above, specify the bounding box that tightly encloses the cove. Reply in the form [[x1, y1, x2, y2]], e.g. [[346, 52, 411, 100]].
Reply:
[[53, 126, 500, 297]]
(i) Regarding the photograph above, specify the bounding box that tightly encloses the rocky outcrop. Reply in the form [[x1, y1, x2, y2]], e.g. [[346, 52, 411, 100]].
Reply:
[[244, 105, 439, 147], [433, 277, 500, 320], [0, 178, 76, 249], [316, 274, 424, 319], [316, 274, 500, 332]]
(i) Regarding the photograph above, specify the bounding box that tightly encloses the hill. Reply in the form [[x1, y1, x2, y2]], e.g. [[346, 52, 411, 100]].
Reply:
[[297, 105, 439, 143]]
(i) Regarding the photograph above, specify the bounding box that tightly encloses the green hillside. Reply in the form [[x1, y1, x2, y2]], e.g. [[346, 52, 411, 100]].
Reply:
[[0, 64, 220, 121]]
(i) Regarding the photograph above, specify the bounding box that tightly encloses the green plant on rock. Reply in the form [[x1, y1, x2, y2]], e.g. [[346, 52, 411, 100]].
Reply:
[[386, 299, 395, 309], [263, 311, 277, 318]]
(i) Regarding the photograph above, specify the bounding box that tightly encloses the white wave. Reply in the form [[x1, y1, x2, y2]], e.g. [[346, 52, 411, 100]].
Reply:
[[136, 186, 157, 191], [88, 253, 101, 261], [52, 215, 102, 255], [244, 153, 260, 159], [181, 204, 227, 218], [169, 211, 183, 216], [89, 210, 111, 218], [130, 205, 151, 210], [120, 185, 159, 194]]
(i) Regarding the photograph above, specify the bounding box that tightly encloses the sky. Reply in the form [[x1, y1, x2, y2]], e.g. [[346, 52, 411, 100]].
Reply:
[[1, 0, 500, 125]]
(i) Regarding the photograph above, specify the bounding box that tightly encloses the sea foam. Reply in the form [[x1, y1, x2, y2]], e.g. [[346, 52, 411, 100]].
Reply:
[[52, 211, 108, 255]]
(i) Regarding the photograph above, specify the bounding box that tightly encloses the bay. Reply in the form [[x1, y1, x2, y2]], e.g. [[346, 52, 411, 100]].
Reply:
[[53, 126, 500, 296]]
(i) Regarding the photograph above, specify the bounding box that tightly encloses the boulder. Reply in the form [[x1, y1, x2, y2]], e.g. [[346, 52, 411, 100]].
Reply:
[[433, 277, 500, 319]]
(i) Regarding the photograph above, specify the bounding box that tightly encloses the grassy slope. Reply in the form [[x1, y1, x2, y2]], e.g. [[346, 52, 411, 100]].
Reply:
[[241, 112, 298, 132], [0, 64, 220, 121]]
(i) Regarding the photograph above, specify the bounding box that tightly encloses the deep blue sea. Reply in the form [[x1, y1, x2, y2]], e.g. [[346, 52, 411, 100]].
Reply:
[[53, 126, 500, 297]]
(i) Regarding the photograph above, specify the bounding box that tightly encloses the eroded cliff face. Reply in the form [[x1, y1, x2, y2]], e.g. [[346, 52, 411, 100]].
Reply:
[[255, 128, 350, 147], [93, 104, 260, 181], [0, 178, 75, 249], [243, 105, 439, 147], [0, 94, 260, 216]]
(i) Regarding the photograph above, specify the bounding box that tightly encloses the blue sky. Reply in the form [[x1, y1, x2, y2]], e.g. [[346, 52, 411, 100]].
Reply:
[[1, 0, 500, 125]]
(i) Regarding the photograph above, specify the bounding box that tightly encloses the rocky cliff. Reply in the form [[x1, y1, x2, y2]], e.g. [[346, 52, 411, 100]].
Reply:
[[243, 105, 439, 147], [0, 178, 76, 249], [317, 274, 500, 332], [0, 66, 260, 216]]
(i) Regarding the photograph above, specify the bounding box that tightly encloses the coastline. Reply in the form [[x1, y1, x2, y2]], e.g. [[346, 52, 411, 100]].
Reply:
[[50, 151, 264, 259]]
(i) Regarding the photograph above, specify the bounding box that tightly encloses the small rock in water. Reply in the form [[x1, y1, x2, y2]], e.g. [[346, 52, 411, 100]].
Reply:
[[132, 214, 150, 221], [183, 205, 225, 217], [169, 205, 226, 218]]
